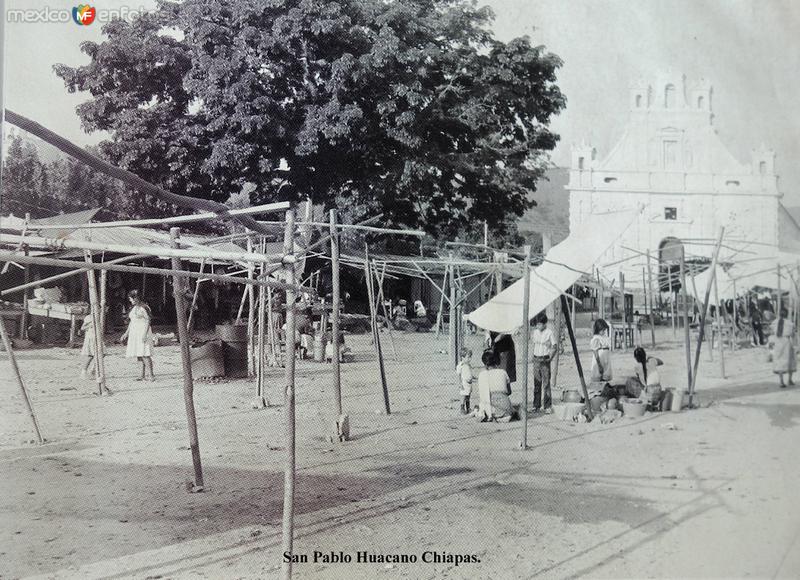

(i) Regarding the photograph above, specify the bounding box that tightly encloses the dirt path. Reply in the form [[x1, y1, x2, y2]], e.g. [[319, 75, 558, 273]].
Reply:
[[1, 328, 799, 579]]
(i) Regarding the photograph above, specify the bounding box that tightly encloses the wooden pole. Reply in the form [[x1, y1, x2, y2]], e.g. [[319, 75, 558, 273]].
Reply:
[[0, 316, 44, 444], [732, 278, 738, 350], [365, 247, 391, 414], [256, 262, 267, 406], [246, 238, 256, 376], [712, 267, 726, 379], [551, 291, 563, 390], [330, 210, 342, 417], [669, 266, 677, 337], [83, 252, 107, 395], [434, 267, 448, 339], [374, 262, 399, 361], [571, 283, 576, 330], [281, 209, 297, 580], [186, 259, 206, 332], [1, 253, 149, 298], [20, 246, 30, 340], [679, 248, 692, 393], [689, 228, 725, 406], [494, 253, 503, 297], [777, 263, 782, 316], [520, 245, 531, 449], [99, 268, 108, 339], [449, 262, 457, 366], [647, 249, 657, 348], [619, 272, 627, 351], [561, 294, 593, 421], [170, 228, 204, 489]]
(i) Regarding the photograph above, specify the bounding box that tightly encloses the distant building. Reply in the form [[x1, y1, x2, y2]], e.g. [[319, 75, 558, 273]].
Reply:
[[567, 73, 799, 284]]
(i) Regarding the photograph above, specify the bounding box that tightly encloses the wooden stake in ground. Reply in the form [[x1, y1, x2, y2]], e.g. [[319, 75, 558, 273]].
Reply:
[[364, 246, 391, 414], [84, 251, 107, 396], [186, 259, 206, 332], [281, 209, 298, 580], [256, 262, 267, 407], [170, 228, 204, 490], [520, 245, 532, 449], [0, 316, 44, 444], [689, 228, 725, 407], [449, 262, 457, 366], [561, 294, 593, 421], [680, 249, 693, 393], [434, 267, 448, 339], [647, 249, 657, 348], [712, 266, 726, 379], [99, 268, 107, 338], [374, 262, 399, 362], [246, 237, 256, 376], [329, 210, 342, 417], [668, 265, 677, 337]]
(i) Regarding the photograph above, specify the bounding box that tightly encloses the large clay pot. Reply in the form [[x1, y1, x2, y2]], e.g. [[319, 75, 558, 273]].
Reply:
[[562, 389, 582, 403]]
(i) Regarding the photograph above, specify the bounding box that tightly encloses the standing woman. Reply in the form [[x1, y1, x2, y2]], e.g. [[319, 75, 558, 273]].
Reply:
[[768, 308, 795, 388], [490, 331, 517, 388], [120, 290, 155, 381]]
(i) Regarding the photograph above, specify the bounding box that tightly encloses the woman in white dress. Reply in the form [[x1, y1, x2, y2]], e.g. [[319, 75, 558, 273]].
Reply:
[[769, 308, 796, 388], [119, 290, 155, 381]]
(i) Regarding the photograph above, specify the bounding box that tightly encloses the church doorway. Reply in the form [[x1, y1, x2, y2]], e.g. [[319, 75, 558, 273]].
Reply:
[[659, 237, 684, 293]]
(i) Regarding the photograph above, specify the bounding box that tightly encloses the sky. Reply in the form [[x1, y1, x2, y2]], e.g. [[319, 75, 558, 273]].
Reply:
[[2, 0, 799, 203]]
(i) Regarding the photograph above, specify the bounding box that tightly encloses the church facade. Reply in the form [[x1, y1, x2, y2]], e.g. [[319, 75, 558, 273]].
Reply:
[[567, 73, 798, 281]]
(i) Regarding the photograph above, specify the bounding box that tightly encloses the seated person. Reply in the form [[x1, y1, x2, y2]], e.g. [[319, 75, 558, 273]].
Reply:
[[413, 300, 427, 318], [476, 349, 517, 422], [625, 347, 664, 407]]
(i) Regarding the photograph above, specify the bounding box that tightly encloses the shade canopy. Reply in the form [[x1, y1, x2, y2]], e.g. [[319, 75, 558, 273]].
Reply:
[[467, 209, 639, 333]]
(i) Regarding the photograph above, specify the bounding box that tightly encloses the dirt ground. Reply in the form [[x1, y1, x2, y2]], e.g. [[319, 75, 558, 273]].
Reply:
[[2, 324, 799, 579]]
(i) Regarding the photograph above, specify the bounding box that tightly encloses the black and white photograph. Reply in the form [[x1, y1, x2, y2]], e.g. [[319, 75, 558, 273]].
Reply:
[[1, 1, 799, 578]]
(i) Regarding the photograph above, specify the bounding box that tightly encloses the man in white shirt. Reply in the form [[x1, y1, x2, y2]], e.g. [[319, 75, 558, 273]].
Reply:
[[531, 313, 557, 413]]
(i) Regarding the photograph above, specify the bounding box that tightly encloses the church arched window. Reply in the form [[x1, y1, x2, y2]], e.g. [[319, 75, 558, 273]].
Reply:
[[664, 84, 676, 108], [697, 95, 704, 109], [759, 161, 767, 175], [636, 94, 642, 108]]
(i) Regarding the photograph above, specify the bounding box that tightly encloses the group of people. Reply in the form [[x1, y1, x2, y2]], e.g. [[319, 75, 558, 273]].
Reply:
[[456, 315, 674, 419], [80, 289, 156, 384]]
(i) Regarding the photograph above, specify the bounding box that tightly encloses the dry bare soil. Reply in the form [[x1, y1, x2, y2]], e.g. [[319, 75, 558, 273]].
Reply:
[[2, 327, 799, 579]]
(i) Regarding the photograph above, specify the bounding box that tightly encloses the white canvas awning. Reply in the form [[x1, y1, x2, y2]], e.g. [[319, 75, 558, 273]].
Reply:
[[467, 208, 640, 333]]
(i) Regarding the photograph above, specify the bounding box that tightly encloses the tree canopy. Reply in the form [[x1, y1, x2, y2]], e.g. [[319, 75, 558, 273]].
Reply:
[[55, 0, 565, 237]]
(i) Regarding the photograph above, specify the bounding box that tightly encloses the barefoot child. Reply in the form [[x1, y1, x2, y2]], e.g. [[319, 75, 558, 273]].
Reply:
[[120, 290, 155, 381], [531, 313, 557, 413], [456, 349, 475, 414], [80, 311, 96, 378]]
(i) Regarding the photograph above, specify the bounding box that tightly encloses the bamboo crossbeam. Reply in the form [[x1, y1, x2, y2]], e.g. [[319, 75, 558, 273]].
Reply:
[[0, 233, 282, 265], [1, 202, 291, 231], [5, 109, 276, 237], [0, 253, 147, 296], [257, 220, 425, 237], [0, 251, 306, 293]]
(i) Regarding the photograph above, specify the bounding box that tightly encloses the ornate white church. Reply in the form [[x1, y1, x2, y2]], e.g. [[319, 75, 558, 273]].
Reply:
[[567, 73, 800, 286]]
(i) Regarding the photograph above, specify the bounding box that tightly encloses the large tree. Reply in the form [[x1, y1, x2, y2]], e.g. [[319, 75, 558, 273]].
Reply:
[[55, 0, 565, 236]]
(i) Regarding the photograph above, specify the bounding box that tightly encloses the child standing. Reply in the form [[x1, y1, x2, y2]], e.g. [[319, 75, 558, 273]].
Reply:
[[456, 349, 475, 414], [80, 311, 96, 379], [531, 313, 557, 413], [590, 318, 613, 385]]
